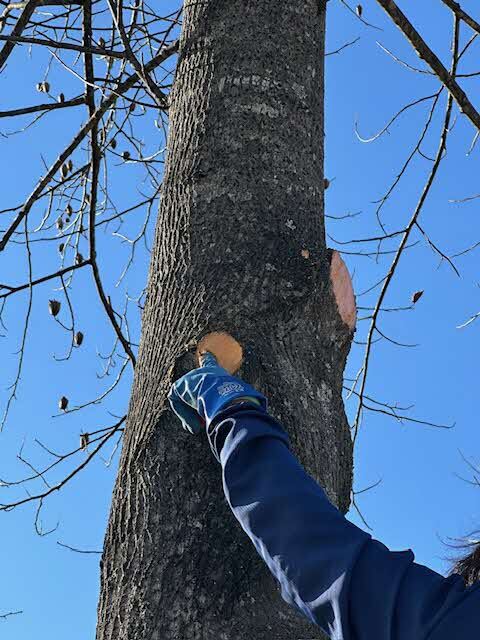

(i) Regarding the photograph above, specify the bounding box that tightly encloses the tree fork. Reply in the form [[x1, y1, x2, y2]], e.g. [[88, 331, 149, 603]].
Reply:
[[96, 2, 354, 638]]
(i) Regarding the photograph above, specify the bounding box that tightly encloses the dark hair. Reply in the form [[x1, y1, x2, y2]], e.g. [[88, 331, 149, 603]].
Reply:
[[449, 536, 480, 586]]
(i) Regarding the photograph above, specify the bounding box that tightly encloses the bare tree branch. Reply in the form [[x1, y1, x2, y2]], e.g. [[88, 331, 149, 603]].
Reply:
[[57, 541, 102, 554], [440, 0, 480, 36], [375, 0, 480, 131], [0, 0, 83, 70], [0, 610, 22, 620], [0, 261, 90, 299], [0, 416, 125, 511], [0, 95, 84, 118], [352, 13, 461, 442], [83, 0, 136, 366], [0, 33, 126, 58], [0, 38, 178, 252]]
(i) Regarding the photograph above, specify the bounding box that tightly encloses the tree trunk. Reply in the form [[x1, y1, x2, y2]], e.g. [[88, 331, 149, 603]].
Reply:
[[96, 2, 354, 638]]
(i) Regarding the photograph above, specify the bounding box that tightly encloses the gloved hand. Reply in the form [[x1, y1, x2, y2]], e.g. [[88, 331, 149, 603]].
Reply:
[[168, 352, 268, 434]]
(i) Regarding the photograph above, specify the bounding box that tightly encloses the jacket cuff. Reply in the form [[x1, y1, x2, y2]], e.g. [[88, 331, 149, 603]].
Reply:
[[205, 401, 271, 463]]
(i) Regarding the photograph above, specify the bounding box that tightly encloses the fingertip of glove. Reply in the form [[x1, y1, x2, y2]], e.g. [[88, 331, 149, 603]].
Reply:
[[198, 351, 217, 368]]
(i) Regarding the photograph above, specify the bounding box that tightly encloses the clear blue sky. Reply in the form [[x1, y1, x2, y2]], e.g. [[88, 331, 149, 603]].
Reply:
[[1, 1, 479, 637]]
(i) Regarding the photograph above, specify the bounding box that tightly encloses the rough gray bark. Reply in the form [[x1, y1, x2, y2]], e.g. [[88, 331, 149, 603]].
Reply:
[[96, 1, 355, 638]]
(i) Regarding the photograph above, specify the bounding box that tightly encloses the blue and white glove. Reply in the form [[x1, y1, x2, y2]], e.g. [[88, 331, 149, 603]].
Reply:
[[168, 352, 267, 434]]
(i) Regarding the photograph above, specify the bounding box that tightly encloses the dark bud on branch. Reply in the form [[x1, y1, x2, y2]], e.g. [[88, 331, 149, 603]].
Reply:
[[60, 164, 68, 179], [74, 331, 84, 347], [59, 396, 69, 411], [122, 151, 131, 161], [49, 299, 61, 317], [56, 217, 64, 231], [80, 433, 89, 451], [356, 4, 363, 17], [324, 178, 330, 190], [36, 81, 50, 93], [58, 93, 65, 103], [58, 243, 65, 253], [110, 138, 117, 149], [412, 290, 424, 304], [75, 253, 84, 265]]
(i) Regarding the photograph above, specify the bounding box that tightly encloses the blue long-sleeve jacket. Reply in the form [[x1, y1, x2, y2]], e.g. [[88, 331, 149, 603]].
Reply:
[[206, 401, 479, 639]]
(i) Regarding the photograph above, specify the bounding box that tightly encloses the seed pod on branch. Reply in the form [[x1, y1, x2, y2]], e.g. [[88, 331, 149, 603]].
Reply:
[[65, 204, 72, 216], [122, 151, 131, 161], [110, 138, 117, 150], [58, 243, 65, 253], [67, 159, 73, 172], [98, 37, 106, 48], [59, 396, 69, 411], [60, 164, 68, 179], [411, 290, 424, 304], [80, 433, 89, 451], [356, 4, 363, 17], [58, 93, 65, 103], [43, 81, 50, 93], [74, 331, 84, 347], [56, 217, 64, 231], [49, 299, 61, 317], [75, 253, 84, 265], [324, 178, 330, 190]]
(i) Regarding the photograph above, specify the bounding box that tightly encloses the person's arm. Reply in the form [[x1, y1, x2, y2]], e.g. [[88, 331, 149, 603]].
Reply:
[[206, 401, 480, 640]]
